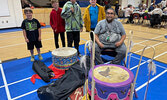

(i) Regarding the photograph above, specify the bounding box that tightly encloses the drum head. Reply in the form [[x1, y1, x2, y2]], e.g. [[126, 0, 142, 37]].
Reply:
[[89, 64, 134, 87], [52, 47, 77, 57], [94, 65, 129, 83]]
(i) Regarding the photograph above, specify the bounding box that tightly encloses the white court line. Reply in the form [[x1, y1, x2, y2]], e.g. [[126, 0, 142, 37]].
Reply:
[[0, 32, 51, 40], [0, 77, 31, 89], [82, 32, 164, 46], [0, 37, 87, 49], [7, 77, 31, 86], [134, 43, 146, 47], [130, 61, 147, 70], [0, 38, 54, 49], [136, 70, 167, 91], [0, 59, 12, 100], [154, 51, 167, 58], [0, 43, 25, 49], [134, 40, 167, 54], [130, 55, 167, 70], [132, 33, 165, 46], [0, 36, 22, 40], [130, 50, 167, 70], [0, 84, 5, 88], [12, 89, 37, 100], [0, 30, 88, 41], [81, 38, 88, 42]]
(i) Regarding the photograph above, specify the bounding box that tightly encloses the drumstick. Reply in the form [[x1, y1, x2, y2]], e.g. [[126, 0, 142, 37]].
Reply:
[[125, 30, 133, 67], [90, 31, 95, 100], [129, 46, 155, 100]]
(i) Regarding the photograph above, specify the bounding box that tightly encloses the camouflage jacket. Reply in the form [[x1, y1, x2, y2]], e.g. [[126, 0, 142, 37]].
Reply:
[[61, 1, 83, 32]]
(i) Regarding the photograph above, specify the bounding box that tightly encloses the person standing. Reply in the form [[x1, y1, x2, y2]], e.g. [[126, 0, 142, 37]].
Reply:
[[114, 1, 120, 15], [21, 0, 34, 9], [161, 0, 166, 10], [148, 4, 155, 12], [151, 0, 156, 6], [50, 0, 65, 48], [21, 8, 43, 61], [61, 0, 83, 56], [83, 0, 105, 40], [125, 4, 134, 24], [138, 1, 144, 11]]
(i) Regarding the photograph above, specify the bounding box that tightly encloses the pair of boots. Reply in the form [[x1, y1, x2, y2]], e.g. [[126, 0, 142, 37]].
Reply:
[[31, 54, 43, 62], [126, 20, 134, 24]]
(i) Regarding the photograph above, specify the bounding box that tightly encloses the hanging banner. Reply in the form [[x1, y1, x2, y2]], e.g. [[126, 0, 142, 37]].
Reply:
[[0, 0, 10, 17]]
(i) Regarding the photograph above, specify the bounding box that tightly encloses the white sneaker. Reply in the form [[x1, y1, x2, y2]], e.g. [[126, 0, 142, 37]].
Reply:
[[38, 54, 43, 60], [31, 56, 35, 62]]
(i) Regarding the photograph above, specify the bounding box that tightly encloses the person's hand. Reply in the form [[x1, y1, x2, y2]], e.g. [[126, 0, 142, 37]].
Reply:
[[25, 38, 29, 43], [80, 28, 83, 32], [115, 41, 122, 47], [54, 29, 57, 32], [71, 7, 74, 13], [99, 43, 104, 48], [38, 37, 41, 41]]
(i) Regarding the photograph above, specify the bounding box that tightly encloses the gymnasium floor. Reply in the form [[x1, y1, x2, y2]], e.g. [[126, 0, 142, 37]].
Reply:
[[0, 22, 167, 100]]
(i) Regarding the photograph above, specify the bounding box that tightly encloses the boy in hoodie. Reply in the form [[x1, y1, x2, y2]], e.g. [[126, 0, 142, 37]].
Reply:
[[50, 0, 65, 48], [61, 0, 83, 56]]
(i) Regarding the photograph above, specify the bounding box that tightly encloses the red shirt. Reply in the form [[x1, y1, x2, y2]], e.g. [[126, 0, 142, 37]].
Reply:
[[50, 8, 65, 34]]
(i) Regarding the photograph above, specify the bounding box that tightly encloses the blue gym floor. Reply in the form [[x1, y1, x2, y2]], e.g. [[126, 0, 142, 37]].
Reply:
[[0, 44, 167, 100]]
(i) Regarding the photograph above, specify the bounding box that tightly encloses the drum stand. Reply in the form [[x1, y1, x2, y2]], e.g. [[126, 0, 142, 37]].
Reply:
[[125, 30, 134, 69], [129, 46, 155, 100], [125, 30, 138, 99], [90, 31, 95, 100], [80, 31, 95, 100], [81, 40, 92, 100]]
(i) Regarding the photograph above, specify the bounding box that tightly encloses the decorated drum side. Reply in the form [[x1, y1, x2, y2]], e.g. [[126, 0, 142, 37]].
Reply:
[[52, 47, 78, 70], [88, 64, 134, 100]]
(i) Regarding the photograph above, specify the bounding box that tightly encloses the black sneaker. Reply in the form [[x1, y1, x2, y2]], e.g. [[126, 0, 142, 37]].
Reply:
[[126, 21, 129, 24], [131, 21, 134, 24]]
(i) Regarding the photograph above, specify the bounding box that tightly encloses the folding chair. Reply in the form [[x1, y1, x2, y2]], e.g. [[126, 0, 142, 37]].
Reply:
[[100, 48, 126, 67], [142, 13, 151, 25], [133, 13, 140, 24]]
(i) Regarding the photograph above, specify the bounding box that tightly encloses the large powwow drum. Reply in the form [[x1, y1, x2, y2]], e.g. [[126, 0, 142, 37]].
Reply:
[[52, 47, 78, 70], [88, 64, 134, 100]]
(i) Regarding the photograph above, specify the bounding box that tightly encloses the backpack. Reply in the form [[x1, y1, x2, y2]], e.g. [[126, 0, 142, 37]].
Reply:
[[32, 60, 53, 83]]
